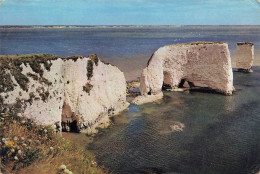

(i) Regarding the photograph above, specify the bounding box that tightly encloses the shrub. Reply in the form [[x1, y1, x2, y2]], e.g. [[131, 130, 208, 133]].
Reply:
[[13, 70, 29, 92], [89, 54, 99, 66], [83, 83, 93, 94], [39, 91, 50, 102], [0, 70, 15, 93], [0, 109, 106, 174], [39, 77, 52, 86], [87, 60, 93, 80], [0, 54, 59, 92], [66, 55, 83, 62], [27, 73, 39, 81]]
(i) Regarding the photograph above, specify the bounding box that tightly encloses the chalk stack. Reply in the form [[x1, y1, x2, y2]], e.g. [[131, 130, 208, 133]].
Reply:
[[236, 42, 254, 72]]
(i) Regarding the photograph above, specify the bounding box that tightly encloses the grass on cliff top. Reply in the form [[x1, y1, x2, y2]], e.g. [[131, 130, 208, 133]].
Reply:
[[0, 54, 99, 92], [167, 41, 227, 47], [0, 53, 98, 62], [0, 109, 106, 174]]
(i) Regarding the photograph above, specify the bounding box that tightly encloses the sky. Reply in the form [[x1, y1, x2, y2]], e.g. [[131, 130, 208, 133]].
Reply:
[[0, 0, 260, 25]]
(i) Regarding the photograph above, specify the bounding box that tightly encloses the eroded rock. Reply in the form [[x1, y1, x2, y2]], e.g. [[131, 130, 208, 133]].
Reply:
[[236, 42, 254, 72], [0, 54, 129, 132], [136, 42, 234, 104]]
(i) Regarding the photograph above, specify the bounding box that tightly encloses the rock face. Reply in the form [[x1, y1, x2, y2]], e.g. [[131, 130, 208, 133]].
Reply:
[[0, 54, 129, 132], [236, 42, 254, 72], [137, 42, 234, 104]]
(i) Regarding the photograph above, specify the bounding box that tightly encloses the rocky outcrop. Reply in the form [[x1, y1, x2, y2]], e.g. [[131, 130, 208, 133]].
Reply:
[[136, 42, 234, 104], [0, 54, 129, 132], [236, 42, 254, 72], [132, 91, 163, 105]]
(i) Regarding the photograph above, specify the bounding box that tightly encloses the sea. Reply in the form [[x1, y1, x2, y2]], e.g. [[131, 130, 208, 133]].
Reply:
[[87, 68, 260, 174], [0, 26, 260, 80], [0, 26, 260, 173]]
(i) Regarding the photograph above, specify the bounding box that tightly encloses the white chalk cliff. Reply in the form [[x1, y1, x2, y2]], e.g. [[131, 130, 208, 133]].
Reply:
[[236, 42, 254, 72], [134, 42, 234, 105], [0, 55, 129, 132]]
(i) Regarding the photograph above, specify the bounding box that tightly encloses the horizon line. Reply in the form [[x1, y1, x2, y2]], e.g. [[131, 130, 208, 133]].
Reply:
[[0, 25, 260, 28]]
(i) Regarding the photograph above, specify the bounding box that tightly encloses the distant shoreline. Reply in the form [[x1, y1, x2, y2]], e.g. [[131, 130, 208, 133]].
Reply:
[[0, 25, 260, 29]]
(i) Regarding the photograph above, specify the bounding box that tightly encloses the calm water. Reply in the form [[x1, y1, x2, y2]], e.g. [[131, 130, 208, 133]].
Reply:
[[1, 26, 260, 173], [0, 26, 260, 80], [88, 67, 260, 174]]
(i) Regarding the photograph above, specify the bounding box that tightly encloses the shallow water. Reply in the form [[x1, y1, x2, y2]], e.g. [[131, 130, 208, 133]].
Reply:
[[87, 67, 260, 174], [0, 26, 260, 80]]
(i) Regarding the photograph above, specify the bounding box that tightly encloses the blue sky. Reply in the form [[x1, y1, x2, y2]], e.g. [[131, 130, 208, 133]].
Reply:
[[0, 0, 260, 25]]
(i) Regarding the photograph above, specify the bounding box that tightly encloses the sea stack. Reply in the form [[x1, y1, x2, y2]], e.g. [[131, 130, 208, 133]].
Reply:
[[236, 42, 254, 72], [0, 54, 129, 132], [133, 42, 234, 105]]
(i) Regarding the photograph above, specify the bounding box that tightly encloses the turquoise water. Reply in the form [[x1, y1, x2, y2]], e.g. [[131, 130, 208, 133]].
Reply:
[[0, 0, 260, 25], [88, 68, 260, 174]]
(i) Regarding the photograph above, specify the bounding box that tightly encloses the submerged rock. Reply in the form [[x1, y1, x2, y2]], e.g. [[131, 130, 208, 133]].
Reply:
[[136, 42, 234, 104], [0, 54, 129, 132], [236, 42, 254, 73]]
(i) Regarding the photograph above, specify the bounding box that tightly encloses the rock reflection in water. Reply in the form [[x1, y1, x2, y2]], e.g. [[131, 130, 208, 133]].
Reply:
[[88, 67, 260, 174]]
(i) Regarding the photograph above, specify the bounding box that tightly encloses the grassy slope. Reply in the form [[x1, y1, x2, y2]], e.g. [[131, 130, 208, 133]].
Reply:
[[0, 110, 106, 174], [0, 54, 108, 173]]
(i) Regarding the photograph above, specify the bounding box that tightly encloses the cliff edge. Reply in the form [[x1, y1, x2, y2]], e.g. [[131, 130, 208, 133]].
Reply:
[[0, 54, 129, 132]]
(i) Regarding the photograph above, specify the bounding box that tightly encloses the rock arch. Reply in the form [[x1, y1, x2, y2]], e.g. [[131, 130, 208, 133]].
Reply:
[[137, 42, 234, 104]]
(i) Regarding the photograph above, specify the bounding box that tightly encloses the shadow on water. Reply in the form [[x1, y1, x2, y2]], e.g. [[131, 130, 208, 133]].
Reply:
[[88, 66, 260, 174]]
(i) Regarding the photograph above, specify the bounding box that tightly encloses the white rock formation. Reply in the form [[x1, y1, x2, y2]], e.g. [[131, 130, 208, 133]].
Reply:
[[236, 42, 254, 72], [136, 42, 234, 104], [0, 55, 129, 132]]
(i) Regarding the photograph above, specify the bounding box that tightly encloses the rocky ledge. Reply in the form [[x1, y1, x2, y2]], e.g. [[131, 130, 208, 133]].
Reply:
[[0, 54, 129, 132]]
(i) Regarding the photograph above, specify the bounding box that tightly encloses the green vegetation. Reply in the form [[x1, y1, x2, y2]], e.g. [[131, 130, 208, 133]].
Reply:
[[27, 73, 52, 86], [0, 109, 106, 174], [0, 96, 3, 104], [13, 70, 29, 92], [26, 73, 39, 81], [25, 92, 35, 105], [189, 41, 226, 45], [0, 70, 15, 93], [39, 91, 50, 102], [0, 53, 110, 173], [86, 54, 100, 80], [66, 55, 84, 62], [237, 42, 254, 46], [0, 54, 58, 91], [83, 83, 93, 94], [87, 60, 94, 80], [164, 41, 227, 48], [89, 54, 99, 66], [0, 54, 102, 92], [0, 54, 90, 92], [39, 77, 52, 86]]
